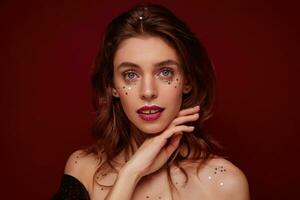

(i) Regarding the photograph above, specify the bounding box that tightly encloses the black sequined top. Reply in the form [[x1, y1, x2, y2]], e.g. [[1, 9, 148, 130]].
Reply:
[[51, 174, 90, 200]]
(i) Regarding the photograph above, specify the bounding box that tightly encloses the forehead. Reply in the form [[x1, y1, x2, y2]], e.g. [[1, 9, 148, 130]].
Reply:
[[113, 36, 180, 69]]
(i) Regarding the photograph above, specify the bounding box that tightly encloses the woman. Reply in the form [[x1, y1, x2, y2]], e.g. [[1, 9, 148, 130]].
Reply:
[[52, 3, 249, 200]]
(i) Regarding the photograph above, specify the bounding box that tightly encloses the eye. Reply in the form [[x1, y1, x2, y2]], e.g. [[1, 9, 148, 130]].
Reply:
[[122, 71, 139, 81], [159, 67, 174, 78]]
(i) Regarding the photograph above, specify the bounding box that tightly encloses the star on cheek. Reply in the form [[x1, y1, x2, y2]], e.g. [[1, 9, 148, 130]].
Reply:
[[173, 77, 181, 89], [160, 76, 182, 90], [121, 85, 134, 96]]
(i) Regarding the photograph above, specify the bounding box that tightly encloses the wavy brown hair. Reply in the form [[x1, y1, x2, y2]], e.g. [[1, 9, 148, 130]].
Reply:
[[88, 3, 221, 197]]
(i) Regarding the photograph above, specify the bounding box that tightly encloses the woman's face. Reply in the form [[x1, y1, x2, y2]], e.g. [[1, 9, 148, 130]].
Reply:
[[112, 36, 191, 134]]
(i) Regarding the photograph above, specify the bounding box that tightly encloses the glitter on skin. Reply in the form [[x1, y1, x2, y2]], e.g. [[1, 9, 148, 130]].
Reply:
[[208, 166, 227, 187], [119, 72, 181, 99], [172, 77, 181, 89]]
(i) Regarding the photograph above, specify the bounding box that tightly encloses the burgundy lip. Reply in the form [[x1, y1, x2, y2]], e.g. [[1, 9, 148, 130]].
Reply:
[[136, 105, 164, 113]]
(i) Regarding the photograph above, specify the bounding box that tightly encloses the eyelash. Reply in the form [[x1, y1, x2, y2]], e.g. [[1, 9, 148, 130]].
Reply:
[[122, 67, 174, 81]]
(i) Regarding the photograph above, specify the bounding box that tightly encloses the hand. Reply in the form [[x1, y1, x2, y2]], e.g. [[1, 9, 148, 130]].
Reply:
[[122, 105, 200, 179]]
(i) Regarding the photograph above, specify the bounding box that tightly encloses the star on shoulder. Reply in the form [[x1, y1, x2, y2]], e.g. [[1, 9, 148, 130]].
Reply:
[[199, 157, 250, 200]]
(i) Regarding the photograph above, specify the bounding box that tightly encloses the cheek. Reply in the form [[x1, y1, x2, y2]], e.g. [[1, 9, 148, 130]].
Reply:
[[116, 84, 136, 97], [159, 76, 184, 94], [114, 74, 138, 96], [159, 82, 183, 115], [116, 85, 138, 109], [118, 95, 135, 119]]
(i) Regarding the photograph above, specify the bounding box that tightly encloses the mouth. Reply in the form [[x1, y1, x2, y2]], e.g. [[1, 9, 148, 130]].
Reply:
[[136, 105, 165, 121]]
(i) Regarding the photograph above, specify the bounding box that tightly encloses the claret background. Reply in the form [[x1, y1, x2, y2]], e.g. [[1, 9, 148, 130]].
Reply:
[[1, 0, 299, 199]]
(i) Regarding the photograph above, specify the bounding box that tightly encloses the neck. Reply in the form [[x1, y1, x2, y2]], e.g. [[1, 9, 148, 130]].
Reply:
[[110, 124, 192, 170], [111, 124, 148, 168]]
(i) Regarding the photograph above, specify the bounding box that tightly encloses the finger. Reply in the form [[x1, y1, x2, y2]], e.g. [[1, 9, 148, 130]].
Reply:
[[154, 133, 182, 167], [171, 113, 199, 127], [164, 133, 182, 155], [176, 105, 200, 117], [160, 125, 194, 141]]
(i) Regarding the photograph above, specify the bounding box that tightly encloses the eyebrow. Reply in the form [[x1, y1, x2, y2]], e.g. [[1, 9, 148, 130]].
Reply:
[[117, 59, 180, 70]]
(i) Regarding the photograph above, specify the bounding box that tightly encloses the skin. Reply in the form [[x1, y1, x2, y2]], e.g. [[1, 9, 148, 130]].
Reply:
[[112, 36, 192, 135], [64, 36, 250, 200]]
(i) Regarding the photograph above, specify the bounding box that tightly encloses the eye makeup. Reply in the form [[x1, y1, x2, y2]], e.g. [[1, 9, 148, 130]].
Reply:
[[122, 70, 139, 83], [117, 67, 182, 97], [155, 67, 174, 81], [121, 67, 175, 84]]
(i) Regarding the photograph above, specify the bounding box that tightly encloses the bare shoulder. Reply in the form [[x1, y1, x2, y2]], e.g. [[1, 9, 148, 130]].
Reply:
[[64, 149, 103, 190], [170, 157, 250, 200], [200, 157, 250, 200]]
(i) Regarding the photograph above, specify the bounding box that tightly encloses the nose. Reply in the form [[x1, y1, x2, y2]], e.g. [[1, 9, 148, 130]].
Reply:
[[140, 75, 158, 101]]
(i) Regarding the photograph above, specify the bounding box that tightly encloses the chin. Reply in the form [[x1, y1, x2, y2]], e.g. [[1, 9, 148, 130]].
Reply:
[[136, 123, 167, 135], [129, 111, 175, 135]]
